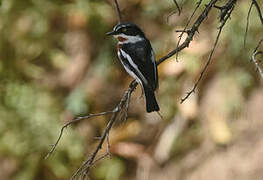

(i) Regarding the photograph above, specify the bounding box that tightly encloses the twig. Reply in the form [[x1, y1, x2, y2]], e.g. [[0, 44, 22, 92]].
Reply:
[[158, 0, 218, 65], [173, 0, 182, 15], [69, 85, 136, 179], [181, 0, 236, 103], [253, 0, 263, 24], [70, 113, 117, 180], [251, 38, 263, 78], [175, 29, 192, 34], [216, 0, 236, 22], [166, 0, 182, 23], [244, 0, 263, 46], [45, 111, 114, 159], [175, 0, 203, 62], [114, 0, 122, 23], [244, 1, 254, 47]]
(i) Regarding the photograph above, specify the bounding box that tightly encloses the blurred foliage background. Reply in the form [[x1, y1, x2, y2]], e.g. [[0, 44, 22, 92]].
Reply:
[[0, 0, 262, 180]]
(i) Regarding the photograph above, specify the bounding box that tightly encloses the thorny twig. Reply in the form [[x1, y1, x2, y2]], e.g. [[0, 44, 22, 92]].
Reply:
[[181, 0, 236, 103], [251, 38, 263, 78]]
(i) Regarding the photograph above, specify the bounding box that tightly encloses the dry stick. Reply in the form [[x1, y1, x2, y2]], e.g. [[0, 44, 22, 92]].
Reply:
[[173, 0, 182, 15], [158, 0, 219, 65], [217, 0, 236, 22], [70, 113, 118, 180], [244, 1, 254, 47], [181, 29, 222, 103], [251, 38, 263, 78], [245, 0, 263, 46], [253, 0, 263, 24], [175, 0, 203, 62], [114, 0, 122, 23], [181, 0, 236, 103], [70, 85, 135, 180], [166, 0, 182, 23], [45, 111, 114, 159]]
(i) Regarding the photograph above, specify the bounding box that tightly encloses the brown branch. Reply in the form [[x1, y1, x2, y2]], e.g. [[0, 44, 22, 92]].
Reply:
[[251, 38, 263, 78], [181, 0, 236, 103]]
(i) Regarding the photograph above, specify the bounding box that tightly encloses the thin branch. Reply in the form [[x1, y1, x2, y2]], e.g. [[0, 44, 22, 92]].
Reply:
[[181, 0, 236, 103], [166, 0, 182, 23], [181, 28, 222, 103], [245, 0, 263, 46], [175, 0, 203, 62], [244, 1, 254, 47], [158, 0, 217, 65], [175, 29, 192, 34], [69, 84, 136, 179], [173, 0, 182, 15], [70, 113, 117, 180], [114, 0, 122, 23], [45, 111, 114, 159], [251, 38, 263, 78], [253, 0, 263, 24], [216, 0, 236, 22]]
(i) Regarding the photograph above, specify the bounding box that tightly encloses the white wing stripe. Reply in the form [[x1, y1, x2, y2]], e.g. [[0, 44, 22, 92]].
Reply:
[[120, 49, 149, 86], [151, 50, 158, 88]]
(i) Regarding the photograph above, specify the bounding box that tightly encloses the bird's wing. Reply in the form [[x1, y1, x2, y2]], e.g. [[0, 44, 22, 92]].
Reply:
[[118, 49, 149, 87], [121, 40, 158, 90]]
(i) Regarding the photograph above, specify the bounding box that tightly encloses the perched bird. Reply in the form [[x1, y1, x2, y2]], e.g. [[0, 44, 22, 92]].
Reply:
[[107, 22, 159, 112]]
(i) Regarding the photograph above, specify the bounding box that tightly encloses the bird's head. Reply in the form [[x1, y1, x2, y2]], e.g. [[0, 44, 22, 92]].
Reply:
[[106, 22, 145, 43]]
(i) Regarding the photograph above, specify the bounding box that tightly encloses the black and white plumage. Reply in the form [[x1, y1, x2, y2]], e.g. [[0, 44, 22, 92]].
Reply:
[[107, 22, 159, 112]]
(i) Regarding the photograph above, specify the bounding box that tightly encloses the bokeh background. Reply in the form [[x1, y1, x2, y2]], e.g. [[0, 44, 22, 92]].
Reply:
[[0, 0, 262, 180]]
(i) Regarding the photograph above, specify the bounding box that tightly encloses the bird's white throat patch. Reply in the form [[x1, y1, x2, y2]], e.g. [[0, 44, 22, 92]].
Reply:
[[114, 34, 144, 44]]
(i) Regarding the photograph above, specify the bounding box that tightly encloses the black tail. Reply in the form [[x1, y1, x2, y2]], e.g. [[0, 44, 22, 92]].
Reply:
[[144, 89, 160, 113]]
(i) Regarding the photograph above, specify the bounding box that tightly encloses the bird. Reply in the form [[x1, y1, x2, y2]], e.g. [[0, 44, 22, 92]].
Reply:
[[106, 22, 159, 112]]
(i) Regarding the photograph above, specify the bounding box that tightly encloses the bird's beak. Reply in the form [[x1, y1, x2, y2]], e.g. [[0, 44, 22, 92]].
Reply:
[[106, 30, 117, 36]]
